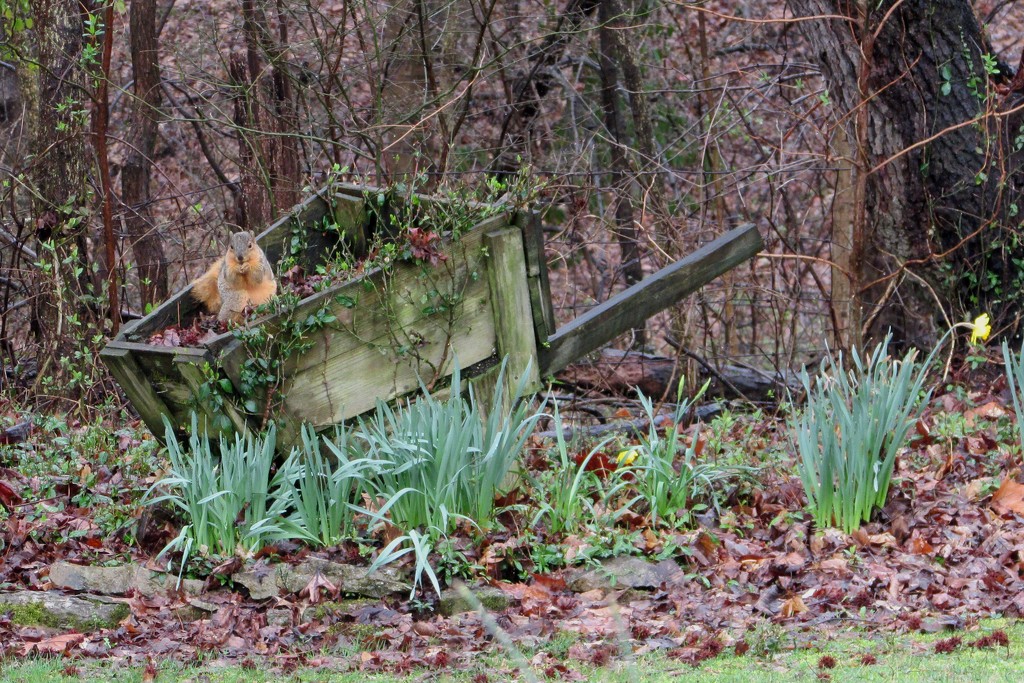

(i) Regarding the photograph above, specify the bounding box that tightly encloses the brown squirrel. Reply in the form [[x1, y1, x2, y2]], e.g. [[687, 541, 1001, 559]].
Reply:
[[192, 231, 277, 322]]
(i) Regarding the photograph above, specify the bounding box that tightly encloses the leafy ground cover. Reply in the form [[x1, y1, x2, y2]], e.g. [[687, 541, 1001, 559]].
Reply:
[[2, 352, 1024, 680], [1, 619, 1021, 681]]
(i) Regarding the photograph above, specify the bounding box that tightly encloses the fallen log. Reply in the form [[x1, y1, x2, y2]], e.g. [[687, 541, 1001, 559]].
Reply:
[[559, 348, 799, 403]]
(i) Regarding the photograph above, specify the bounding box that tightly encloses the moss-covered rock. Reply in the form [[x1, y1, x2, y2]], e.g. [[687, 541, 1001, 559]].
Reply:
[[0, 591, 129, 631], [438, 584, 511, 616]]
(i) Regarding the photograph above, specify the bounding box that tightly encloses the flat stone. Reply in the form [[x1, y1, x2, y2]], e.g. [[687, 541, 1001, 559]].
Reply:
[[134, 569, 205, 597], [438, 584, 511, 616], [278, 558, 409, 599], [233, 566, 279, 601], [266, 608, 292, 628], [567, 556, 685, 593], [234, 558, 409, 600], [49, 562, 137, 595], [0, 591, 129, 631], [50, 561, 204, 598]]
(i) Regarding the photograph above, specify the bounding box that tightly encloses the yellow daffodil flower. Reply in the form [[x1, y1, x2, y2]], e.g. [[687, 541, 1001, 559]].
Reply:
[[970, 313, 991, 344], [616, 449, 638, 466]]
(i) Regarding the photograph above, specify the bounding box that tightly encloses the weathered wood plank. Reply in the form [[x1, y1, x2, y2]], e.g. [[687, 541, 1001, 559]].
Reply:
[[102, 340, 210, 359], [257, 217, 500, 375], [256, 192, 337, 268], [279, 296, 497, 428], [515, 210, 555, 339], [332, 193, 368, 256], [276, 247, 498, 425], [485, 227, 541, 395], [174, 355, 250, 438], [538, 223, 763, 376], [99, 344, 174, 435], [215, 267, 496, 430]]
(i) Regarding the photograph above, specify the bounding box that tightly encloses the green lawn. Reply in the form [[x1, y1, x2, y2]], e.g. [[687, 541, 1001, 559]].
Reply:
[[1, 620, 1020, 682]]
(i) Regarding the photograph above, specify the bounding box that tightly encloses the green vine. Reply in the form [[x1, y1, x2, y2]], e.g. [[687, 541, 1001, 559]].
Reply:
[[199, 168, 539, 431]]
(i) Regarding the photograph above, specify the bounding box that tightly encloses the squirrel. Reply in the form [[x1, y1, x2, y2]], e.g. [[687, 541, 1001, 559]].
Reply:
[[191, 231, 277, 323]]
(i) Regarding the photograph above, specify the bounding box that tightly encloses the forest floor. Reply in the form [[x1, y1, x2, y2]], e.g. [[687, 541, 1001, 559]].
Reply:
[[1, 617, 1022, 682], [2, 351, 1024, 681]]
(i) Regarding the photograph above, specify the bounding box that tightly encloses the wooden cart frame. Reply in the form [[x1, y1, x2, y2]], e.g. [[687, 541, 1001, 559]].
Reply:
[[101, 184, 762, 443]]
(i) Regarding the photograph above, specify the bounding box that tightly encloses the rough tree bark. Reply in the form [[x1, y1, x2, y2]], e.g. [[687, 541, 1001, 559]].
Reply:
[[240, 0, 300, 214], [230, 53, 268, 230], [597, 3, 642, 286], [596, 0, 645, 346], [90, 0, 120, 332], [229, 0, 302, 228], [789, 0, 1024, 344], [122, 0, 169, 308], [10, 0, 90, 388]]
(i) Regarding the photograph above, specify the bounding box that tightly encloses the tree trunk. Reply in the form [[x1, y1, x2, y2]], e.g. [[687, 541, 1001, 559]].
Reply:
[[11, 0, 90, 388], [123, 0, 169, 309], [229, 53, 269, 230], [240, 0, 300, 214], [789, 0, 1024, 345], [596, 2, 639, 285], [90, 0, 120, 332], [597, 0, 645, 346]]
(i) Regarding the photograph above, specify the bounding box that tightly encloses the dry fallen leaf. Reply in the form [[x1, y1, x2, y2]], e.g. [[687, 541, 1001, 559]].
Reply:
[[991, 477, 1024, 515], [908, 536, 934, 555], [866, 532, 898, 547], [965, 478, 990, 501], [641, 528, 660, 552], [914, 418, 932, 440], [299, 570, 338, 604], [819, 557, 849, 573], [142, 656, 158, 682], [0, 480, 22, 509], [965, 435, 994, 456], [22, 632, 84, 656], [851, 528, 870, 546], [412, 620, 438, 637], [780, 594, 808, 618], [964, 401, 1006, 425]]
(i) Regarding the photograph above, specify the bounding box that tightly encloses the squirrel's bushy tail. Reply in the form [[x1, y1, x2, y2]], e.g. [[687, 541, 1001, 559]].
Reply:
[[191, 259, 223, 313]]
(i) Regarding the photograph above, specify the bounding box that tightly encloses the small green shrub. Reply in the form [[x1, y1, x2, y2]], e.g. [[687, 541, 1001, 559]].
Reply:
[[626, 383, 755, 528], [1001, 338, 1024, 450], [281, 424, 375, 547], [528, 412, 626, 535], [350, 360, 541, 596], [146, 416, 307, 577], [351, 361, 541, 537], [793, 335, 933, 533]]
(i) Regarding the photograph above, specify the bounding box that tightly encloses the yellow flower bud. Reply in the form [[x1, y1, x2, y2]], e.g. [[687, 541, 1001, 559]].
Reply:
[[616, 449, 638, 466], [970, 313, 991, 344]]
